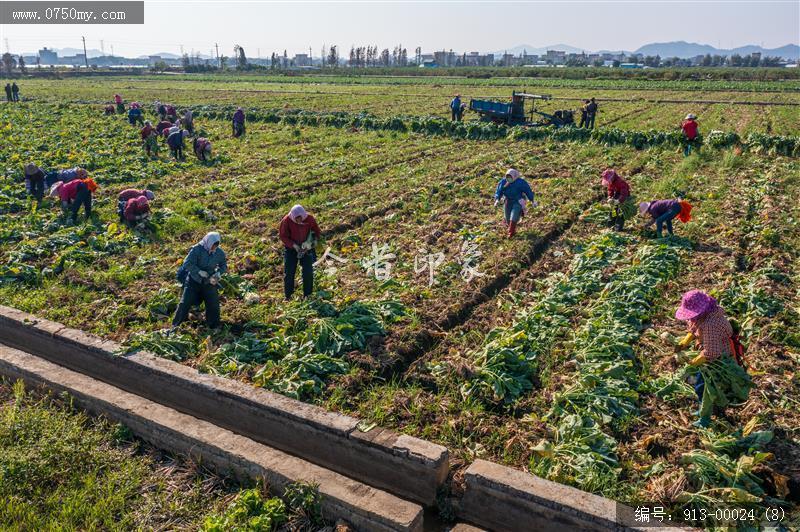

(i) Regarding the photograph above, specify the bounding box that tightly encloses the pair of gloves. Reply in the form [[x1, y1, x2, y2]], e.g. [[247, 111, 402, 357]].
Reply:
[[494, 197, 539, 208], [198, 269, 221, 285]]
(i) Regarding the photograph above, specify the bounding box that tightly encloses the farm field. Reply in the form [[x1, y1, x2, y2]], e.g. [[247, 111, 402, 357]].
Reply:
[[1, 74, 799, 529], [17, 75, 800, 135]]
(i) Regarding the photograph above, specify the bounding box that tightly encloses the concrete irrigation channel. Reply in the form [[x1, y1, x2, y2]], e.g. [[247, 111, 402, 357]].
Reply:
[[0, 305, 651, 531]]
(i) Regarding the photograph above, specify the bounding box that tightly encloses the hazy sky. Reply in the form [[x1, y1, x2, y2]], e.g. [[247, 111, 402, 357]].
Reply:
[[4, 1, 799, 57]]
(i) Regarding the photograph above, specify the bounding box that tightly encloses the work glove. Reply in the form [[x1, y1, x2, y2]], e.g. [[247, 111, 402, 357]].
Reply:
[[676, 332, 694, 351], [210, 275, 219, 286], [293, 244, 301, 253], [688, 352, 707, 367], [198, 270, 209, 279]]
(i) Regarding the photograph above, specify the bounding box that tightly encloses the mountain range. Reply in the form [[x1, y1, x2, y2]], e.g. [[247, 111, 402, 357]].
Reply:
[[493, 41, 798, 60]]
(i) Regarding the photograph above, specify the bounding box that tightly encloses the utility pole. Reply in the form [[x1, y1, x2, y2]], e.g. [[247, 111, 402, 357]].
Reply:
[[100, 40, 105, 55], [82, 36, 89, 68], [215, 43, 220, 68]]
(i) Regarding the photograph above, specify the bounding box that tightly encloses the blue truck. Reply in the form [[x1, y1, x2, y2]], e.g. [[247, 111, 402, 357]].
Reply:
[[469, 91, 574, 127]]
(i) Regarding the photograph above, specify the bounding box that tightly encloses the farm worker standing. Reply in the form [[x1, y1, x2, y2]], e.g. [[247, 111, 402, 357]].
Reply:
[[54, 177, 97, 223], [450, 94, 462, 121], [114, 94, 124, 113], [232, 107, 246, 137], [141, 121, 159, 156], [24, 163, 47, 203], [11, 82, 20, 102], [279, 204, 322, 300], [639, 199, 692, 238], [167, 129, 189, 160], [193, 137, 212, 161], [578, 100, 589, 128], [674, 290, 752, 428], [172, 231, 227, 329], [123, 195, 152, 226], [182, 109, 194, 135], [494, 168, 535, 238], [117, 188, 155, 222], [4, 83, 11, 102], [601, 169, 632, 231], [585, 98, 598, 129], [681, 114, 699, 156], [128, 106, 144, 126]]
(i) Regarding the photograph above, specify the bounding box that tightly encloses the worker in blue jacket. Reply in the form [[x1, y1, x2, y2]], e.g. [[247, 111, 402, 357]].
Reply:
[[450, 94, 462, 121], [494, 168, 536, 238], [172, 232, 228, 329]]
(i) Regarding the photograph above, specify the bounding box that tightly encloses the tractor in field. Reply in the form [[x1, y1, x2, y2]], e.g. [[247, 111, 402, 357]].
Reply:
[[469, 91, 575, 128]]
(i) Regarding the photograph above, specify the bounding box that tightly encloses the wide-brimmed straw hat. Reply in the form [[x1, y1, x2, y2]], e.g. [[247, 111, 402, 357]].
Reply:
[[685, 113, 697, 120], [675, 290, 717, 321]]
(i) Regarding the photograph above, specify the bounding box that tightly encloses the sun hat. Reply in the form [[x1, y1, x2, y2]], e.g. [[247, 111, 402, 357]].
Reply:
[[675, 290, 717, 321], [505, 168, 520, 180], [24, 163, 40, 175], [600, 169, 617, 186], [685, 113, 696, 120], [638, 201, 651, 216]]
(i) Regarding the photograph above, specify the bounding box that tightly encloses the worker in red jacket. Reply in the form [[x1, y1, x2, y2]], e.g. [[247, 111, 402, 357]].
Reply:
[[118, 189, 155, 222], [53, 178, 97, 223], [279, 204, 321, 300], [601, 169, 631, 231], [141, 121, 159, 156], [681, 113, 699, 156], [123, 196, 151, 225]]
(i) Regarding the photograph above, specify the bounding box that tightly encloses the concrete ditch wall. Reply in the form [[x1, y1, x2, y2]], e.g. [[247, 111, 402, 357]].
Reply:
[[460, 460, 644, 531], [0, 344, 423, 532], [0, 305, 447, 506]]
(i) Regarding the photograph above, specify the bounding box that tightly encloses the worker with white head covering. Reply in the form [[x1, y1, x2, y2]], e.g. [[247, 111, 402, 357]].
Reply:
[[494, 168, 536, 238], [681, 113, 699, 156], [172, 231, 228, 329], [279, 204, 322, 300]]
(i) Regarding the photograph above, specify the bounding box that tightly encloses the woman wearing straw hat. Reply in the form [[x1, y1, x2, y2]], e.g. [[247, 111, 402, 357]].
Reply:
[[681, 113, 699, 156], [674, 290, 752, 428]]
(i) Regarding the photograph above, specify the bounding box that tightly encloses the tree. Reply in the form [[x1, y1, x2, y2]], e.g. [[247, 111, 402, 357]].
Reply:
[[234, 45, 247, 69], [321, 45, 327, 68], [327, 45, 339, 67], [152, 60, 169, 72], [220, 55, 228, 69], [2, 53, 17, 75], [283, 49, 288, 68], [415, 46, 422, 66], [18, 56, 26, 73], [380, 48, 390, 67], [349, 46, 356, 67], [181, 53, 191, 68]]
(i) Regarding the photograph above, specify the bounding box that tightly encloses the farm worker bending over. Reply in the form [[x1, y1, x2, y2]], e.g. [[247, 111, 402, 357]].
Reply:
[[156, 120, 173, 137], [279, 204, 321, 300], [182, 109, 194, 135], [128, 106, 144, 126], [156, 101, 167, 120], [165, 105, 178, 122], [45, 167, 87, 187], [104, 104, 116, 115], [674, 290, 752, 428], [601, 169, 632, 231], [172, 232, 227, 329], [450, 94, 462, 121], [639, 199, 692, 238], [681, 114, 699, 156], [141, 121, 159, 156], [123, 196, 151, 226], [494, 168, 535, 238], [118, 188, 155, 222], [167, 129, 189, 160], [232, 107, 246, 137], [53, 177, 97, 223], [114, 94, 124, 113], [24, 163, 46, 203], [193, 137, 212, 162]]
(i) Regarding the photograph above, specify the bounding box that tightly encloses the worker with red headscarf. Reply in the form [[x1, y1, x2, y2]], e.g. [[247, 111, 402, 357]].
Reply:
[[638, 199, 692, 238], [51, 177, 98, 223], [601, 169, 631, 231]]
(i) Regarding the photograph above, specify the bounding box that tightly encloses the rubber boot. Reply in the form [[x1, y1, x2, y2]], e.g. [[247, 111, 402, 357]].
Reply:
[[614, 215, 625, 232], [508, 220, 517, 238]]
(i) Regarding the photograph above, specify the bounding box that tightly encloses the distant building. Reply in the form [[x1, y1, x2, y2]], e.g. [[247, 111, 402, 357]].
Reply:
[[544, 50, 566, 64], [148, 55, 162, 66], [420, 60, 438, 68], [619, 63, 643, 69], [293, 53, 311, 67], [38, 47, 58, 64]]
